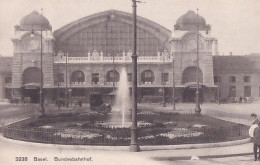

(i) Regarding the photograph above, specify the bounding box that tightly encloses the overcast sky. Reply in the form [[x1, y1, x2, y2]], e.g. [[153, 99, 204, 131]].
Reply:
[[0, 0, 260, 56]]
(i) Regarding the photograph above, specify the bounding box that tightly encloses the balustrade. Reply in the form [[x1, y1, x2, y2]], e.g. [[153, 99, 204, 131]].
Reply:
[[54, 50, 172, 64]]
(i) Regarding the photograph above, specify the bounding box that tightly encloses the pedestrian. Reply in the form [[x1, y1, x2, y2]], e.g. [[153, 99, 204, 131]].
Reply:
[[251, 113, 259, 125], [249, 113, 259, 137], [239, 96, 242, 103], [253, 122, 260, 161]]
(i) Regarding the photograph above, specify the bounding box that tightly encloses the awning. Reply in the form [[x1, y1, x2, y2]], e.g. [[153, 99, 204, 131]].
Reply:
[[182, 82, 218, 88], [183, 82, 203, 88], [104, 90, 117, 96], [23, 83, 40, 89]]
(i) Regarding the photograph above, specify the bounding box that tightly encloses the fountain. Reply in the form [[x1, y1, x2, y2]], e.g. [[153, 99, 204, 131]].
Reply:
[[112, 67, 130, 127]]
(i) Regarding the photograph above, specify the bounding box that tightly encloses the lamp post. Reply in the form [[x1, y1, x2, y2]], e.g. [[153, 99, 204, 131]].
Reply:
[[65, 52, 69, 107], [172, 56, 176, 111], [69, 68, 72, 107], [217, 54, 220, 104], [31, 26, 45, 115], [112, 54, 115, 91], [57, 63, 60, 110], [194, 9, 201, 116], [39, 26, 45, 115], [130, 0, 140, 152], [162, 50, 166, 107]]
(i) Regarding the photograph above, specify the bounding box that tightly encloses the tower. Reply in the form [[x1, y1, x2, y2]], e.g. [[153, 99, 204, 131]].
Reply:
[[170, 10, 218, 102], [11, 11, 54, 101]]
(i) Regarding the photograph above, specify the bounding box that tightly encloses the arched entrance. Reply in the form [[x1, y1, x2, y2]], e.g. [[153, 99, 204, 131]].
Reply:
[[22, 67, 43, 103], [71, 70, 85, 83], [106, 70, 120, 83], [182, 67, 203, 102], [183, 84, 203, 103], [141, 70, 155, 84]]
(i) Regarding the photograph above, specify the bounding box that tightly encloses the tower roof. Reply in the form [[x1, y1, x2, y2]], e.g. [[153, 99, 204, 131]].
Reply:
[[174, 10, 210, 31], [19, 11, 52, 31]]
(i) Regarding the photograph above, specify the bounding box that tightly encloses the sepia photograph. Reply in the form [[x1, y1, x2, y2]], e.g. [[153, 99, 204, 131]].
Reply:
[[0, 0, 260, 164]]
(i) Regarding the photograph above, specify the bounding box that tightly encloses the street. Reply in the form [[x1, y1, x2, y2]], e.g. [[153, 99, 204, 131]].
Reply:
[[0, 101, 260, 165]]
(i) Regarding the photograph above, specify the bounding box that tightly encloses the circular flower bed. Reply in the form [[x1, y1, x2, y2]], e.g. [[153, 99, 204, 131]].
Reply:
[[3, 112, 249, 146]]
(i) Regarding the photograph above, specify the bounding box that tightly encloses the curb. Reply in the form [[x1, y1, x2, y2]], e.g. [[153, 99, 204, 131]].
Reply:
[[2, 118, 251, 151], [141, 138, 251, 151], [0, 134, 250, 151], [153, 152, 253, 161]]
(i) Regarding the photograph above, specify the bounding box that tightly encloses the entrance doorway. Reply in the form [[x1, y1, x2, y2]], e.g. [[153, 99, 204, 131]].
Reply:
[[183, 86, 203, 103], [22, 67, 43, 103], [183, 87, 196, 102], [23, 87, 40, 103]]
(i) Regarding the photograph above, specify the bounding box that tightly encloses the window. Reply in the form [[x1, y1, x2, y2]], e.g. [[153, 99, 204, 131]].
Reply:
[[141, 70, 155, 84], [244, 76, 251, 83], [161, 73, 169, 84], [214, 76, 221, 83], [57, 73, 64, 83], [127, 73, 132, 82], [229, 86, 236, 97], [106, 70, 119, 83], [92, 73, 99, 84], [72, 88, 85, 97], [4, 76, 12, 83], [229, 76, 236, 83], [71, 71, 85, 83], [244, 86, 251, 97]]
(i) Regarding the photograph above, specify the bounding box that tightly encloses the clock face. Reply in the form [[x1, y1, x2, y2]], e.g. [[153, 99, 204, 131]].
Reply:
[[28, 39, 40, 51], [187, 39, 204, 51], [188, 39, 197, 51]]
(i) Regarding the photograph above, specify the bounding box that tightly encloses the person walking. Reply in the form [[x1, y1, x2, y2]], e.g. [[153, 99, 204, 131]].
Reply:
[[253, 122, 260, 161], [239, 96, 242, 103], [251, 113, 259, 125]]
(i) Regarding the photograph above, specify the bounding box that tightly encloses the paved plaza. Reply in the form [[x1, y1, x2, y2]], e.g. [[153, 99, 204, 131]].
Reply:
[[0, 101, 260, 164]]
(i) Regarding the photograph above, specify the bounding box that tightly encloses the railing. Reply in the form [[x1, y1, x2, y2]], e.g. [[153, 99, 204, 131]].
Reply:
[[71, 82, 86, 85], [2, 112, 250, 146], [3, 123, 249, 146], [54, 50, 173, 64]]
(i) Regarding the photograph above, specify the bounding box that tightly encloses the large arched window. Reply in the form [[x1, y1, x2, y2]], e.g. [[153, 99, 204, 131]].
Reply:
[[55, 11, 170, 57], [106, 70, 120, 83], [71, 70, 85, 83], [182, 66, 203, 84], [141, 70, 155, 84], [23, 67, 42, 85]]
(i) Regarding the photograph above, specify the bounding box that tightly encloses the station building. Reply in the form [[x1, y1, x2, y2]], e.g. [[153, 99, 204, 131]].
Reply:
[[0, 10, 260, 103]]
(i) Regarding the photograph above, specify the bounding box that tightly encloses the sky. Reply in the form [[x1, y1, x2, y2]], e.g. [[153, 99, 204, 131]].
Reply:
[[0, 0, 260, 56]]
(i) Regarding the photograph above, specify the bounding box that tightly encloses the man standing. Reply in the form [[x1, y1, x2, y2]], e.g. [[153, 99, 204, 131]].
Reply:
[[251, 113, 259, 125], [253, 122, 260, 161]]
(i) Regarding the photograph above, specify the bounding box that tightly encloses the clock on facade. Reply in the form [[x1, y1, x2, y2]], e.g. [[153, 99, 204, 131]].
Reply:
[[187, 39, 197, 51], [187, 39, 204, 51], [28, 39, 40, 51]]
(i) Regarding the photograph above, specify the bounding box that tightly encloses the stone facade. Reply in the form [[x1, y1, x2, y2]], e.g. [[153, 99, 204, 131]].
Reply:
[[0, 10, 259, 103], [11, 31, 54, 93]]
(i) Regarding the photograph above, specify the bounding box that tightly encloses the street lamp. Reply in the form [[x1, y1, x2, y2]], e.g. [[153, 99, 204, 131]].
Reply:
[[130, 0, 140, 152], [31, 26, 45, 116], [217, 53, 220, 105], [162, 50, 166, 107], [65, 52, 69, 107], [112, 53, 115, 91], [172, 55, 176, 111], [194, 9, 201, 116], [57, 63, 60, 110]]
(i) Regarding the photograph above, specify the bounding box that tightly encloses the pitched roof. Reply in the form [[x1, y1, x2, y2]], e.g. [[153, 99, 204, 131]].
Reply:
[[213, 55, 260, 74]]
